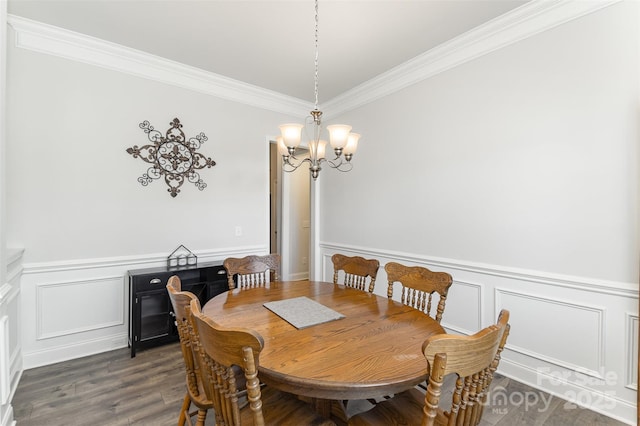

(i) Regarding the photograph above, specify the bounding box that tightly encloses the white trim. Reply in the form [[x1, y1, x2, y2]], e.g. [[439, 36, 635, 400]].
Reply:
[[499, 357, 636, 426], [5, 249, 23, 266], [319, 242, 637, 298], [21, 245, 266, 275], [280, 152, 292, 280], [625, 313, 638, 390], [0, 284, 9, 303], [7, 1, 622, 119], [23, 333, 128, 370], [35, 276, 125, 340], [288, 271, 309, 282], [0, 406, 15, 426], [264, 135, 272, 258], [309, 179, 321, 281], [6, 249, 23, 283], [322, 0, 622, 118], [440, 279, 483, 336], [7, 15, 312, 118], [496, 287, 606, 380], [0, 316, 9, 405]]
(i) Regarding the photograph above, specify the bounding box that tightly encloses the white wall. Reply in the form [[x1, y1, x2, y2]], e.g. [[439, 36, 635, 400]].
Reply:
[[319, 1, 638, 424], [4, 24, 298, 368], [6, 39, 286, 263]]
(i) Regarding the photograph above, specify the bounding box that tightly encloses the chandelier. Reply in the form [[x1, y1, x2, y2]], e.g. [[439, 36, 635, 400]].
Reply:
[[277, 0, 360, 180]]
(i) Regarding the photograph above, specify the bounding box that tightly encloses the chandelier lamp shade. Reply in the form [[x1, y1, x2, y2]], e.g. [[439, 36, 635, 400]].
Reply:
[[277, 0, 360, 180]]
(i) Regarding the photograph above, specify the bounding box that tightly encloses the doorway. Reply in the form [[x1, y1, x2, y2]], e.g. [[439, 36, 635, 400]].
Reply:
[[269, 142, 311, 280]]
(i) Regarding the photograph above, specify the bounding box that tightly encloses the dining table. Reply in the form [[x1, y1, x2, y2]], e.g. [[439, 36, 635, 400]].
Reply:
[[202, 280, 445, 423]]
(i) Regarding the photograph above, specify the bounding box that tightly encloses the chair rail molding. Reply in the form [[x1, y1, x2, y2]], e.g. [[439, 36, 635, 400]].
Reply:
[[20, 245, 266, 275], [319, 242, 637, 297]]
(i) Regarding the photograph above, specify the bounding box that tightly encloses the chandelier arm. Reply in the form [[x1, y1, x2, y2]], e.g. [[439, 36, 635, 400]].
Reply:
[[325, 158, 353, 172], [323, 153, 346, 167], [283, 156, 312, 172]]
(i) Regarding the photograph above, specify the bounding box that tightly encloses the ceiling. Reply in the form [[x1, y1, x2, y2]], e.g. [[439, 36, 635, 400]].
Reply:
[[7, 0, 529, 104]]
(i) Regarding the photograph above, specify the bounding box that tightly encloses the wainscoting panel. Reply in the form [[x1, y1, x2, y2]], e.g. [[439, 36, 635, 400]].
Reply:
[[496, 288, 605, 378], [319, 242, 638, 425], [1, 248, 23, 426], [441, 280, 482, 336], [20, 245, 265, 369], [36, 276, 124, 340]]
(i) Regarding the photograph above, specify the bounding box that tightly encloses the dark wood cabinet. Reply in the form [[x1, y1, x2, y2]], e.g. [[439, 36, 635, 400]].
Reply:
[[128, 261, 228, 357]]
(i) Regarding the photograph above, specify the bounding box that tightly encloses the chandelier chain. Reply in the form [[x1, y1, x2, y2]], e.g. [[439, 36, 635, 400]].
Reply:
[[277, 0, 358, 180], [314, 0, 319, 110]]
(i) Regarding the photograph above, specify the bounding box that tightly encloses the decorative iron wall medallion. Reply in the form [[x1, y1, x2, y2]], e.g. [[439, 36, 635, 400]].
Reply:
[[126, 118, 216, 197]]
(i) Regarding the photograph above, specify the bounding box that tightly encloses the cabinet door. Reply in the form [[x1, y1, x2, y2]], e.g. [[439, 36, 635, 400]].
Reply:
[[138, 289, 174, 342]]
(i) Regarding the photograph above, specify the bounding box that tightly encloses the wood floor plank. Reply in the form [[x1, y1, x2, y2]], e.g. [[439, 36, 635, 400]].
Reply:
[[12, 343, 627, 425]]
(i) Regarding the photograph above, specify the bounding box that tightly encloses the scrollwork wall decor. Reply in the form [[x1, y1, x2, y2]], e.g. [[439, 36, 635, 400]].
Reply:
[[126, 118, 216, 197]]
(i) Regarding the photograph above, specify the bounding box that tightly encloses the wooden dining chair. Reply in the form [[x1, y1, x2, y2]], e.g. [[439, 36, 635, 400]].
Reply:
[[348, 309, 511, 426], [385, 262, 453, 323], [331, 254, 380, 293], [224, 254, 281, 290], [187, 298, 337, 426], [166, 276, 213, 426]]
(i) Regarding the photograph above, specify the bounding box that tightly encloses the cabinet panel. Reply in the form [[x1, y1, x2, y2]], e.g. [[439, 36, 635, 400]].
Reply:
[[138, 290, 172, 341], [128, 262, 227, 357]]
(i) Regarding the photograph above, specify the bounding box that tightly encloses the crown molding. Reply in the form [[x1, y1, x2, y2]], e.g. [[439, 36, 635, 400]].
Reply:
[[8, 0, 620, 119], [7, 15, 313, 118], [322, 0, 621, 119]]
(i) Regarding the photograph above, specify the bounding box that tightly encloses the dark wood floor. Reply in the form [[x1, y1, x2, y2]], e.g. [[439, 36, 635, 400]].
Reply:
[[12, 343, 626, 425]]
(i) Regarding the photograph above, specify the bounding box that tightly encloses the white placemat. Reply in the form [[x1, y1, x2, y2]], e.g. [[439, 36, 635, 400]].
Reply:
[[263, 296, 345, 329]]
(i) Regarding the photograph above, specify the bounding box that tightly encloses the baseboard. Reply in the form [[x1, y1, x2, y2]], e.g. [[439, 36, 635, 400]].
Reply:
[[0, 404, 16, 426], [499, 358, 636, 425], [22, 333, 128, 370], [288, 271, 309, 281]]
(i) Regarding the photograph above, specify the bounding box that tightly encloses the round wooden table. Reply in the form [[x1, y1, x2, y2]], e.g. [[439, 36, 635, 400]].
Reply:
[[203, 281, 445, 403]]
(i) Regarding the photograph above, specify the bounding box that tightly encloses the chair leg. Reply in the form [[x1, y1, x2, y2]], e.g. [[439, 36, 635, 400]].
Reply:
[[195, 409, 207, 426], [178, 394, 191, 426]]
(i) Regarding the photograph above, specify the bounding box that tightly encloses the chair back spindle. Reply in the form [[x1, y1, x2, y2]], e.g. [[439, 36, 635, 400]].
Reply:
[[332, 254, 379, 293], [224, 254, 281, 290], [385, 262, 453, 323]]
